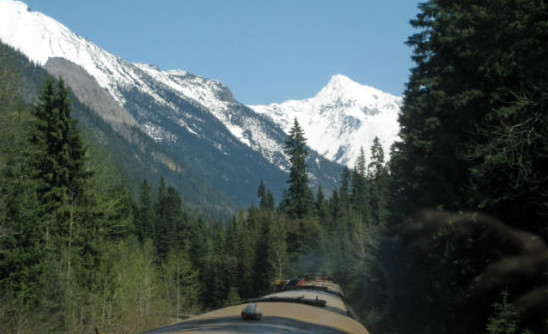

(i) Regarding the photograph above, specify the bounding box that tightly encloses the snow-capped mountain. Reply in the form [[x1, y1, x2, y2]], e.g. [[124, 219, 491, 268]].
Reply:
[[250, 75, 402, 167], [0, 0, 291, 168], [0, 0, 401, 208], [0, 0, 344, 207]]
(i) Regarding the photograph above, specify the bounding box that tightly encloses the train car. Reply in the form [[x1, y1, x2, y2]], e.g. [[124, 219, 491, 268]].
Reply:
[[142, 273, 369, 334]]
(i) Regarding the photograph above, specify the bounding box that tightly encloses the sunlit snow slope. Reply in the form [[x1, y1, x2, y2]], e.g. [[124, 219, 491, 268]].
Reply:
[[0, 0, 285, 166], [250, 75, 402, 167], [0, 0, 400, 172]]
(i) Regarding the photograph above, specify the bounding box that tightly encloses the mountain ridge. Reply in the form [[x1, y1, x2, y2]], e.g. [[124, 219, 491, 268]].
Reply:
[[0, 0, 344, 209], [0, 0, 291, 168], [0, 0, 400, 209]]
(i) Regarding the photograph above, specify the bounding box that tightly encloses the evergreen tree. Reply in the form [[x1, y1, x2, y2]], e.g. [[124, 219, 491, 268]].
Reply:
[[187, 217, 208, 272], [137, 179, 155, 242], [265, 190, 275, 212], [368, 137, 389, 226], [257, 180, 266, 206], [281, 118, 314, 219], [485, 290, 536, 334], [351, 147, 368, 215], [391, 0, 548, 236], [251, 211, 274, 295], [315, 185, 329, 225], [21, 77, 128, 330], [201, 223, 233, 309], [28, 78, 92, 323], [0, 61, 51, 320], [267, 219, 288, 281], [257, 180, 275, 211], [368, 137, 385, 178], [29, 78, 89, 249], [154, 177, 169, 259], [155, 178, 187, 261], [328, 189, 341, 232], [225, 211, 256, 299], [339, 166, 351, 208], [161, 250, 201, 319]]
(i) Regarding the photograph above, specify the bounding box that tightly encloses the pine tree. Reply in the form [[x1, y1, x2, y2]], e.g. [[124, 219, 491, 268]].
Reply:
[[25, 77, 109, 330], [281, 118, 314, 219], [328, 189, 341, 232], [391, 0, 548, 236], [224, 211, 256, 300], [315, 185, 329, 225], [351, 147, 368, 214], [30, 78, 89, 267], [0, 62, 51, 318], [368, 137, 389, 226], [29, 78, 89, 249], [485, 290, 532, 334], [340, 166, 351, 208], [137, 179, 155, 242], [154, 177, 169, 259], [265, 190, 275, 212], [257, 180, 275, 211], [155, 178, 187, 261], [257, 180, 267, 208], [187, 217, 208, 272], [201, 224, 233, 309]]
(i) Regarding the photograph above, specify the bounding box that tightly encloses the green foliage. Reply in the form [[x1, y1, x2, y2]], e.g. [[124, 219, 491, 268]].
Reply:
[[160, 250, 201, 318], [154, 177, 189, 261], [137, 179, 156, 242], [351, 147, 370, 219], [3, 2, 544, 332], [384, 1, 547, 330], [391, 0, 548, 237], [281, 118, 314, 219], [2, 42, 387, 333], [487, 290, 519, 334], [465, 86, 548, 234], [486, 290, 536, 334], [368, 137, 389, 227], [257, 180, 275, 211], [30, 78, 88, 209]]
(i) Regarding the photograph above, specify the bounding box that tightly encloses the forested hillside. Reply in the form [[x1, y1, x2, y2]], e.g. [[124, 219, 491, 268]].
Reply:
[[0, 56, 390, 332], [0, 0, 546, 334], [0, 42, 236, 217]]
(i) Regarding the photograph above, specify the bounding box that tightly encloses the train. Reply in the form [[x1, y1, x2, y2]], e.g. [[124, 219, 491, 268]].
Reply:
[[141, 273, 369, 333]]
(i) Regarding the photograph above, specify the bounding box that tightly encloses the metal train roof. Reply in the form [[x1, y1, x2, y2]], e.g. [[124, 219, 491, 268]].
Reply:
[[142, 275, 369, 334]]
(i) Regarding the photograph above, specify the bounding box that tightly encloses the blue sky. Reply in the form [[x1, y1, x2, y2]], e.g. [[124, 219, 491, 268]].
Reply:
[[23, 0, 421, 104]]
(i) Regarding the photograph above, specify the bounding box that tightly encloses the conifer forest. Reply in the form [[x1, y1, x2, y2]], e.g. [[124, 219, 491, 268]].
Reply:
[[0, 0, 547, 333]]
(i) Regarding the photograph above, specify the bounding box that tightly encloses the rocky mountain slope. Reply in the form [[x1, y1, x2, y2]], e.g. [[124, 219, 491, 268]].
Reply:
[[0, 0, 400, 208], [0, 0, 343, 208]]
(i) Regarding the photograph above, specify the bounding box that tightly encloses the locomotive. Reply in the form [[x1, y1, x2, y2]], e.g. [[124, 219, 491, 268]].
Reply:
[[142, 273, 369, 333]]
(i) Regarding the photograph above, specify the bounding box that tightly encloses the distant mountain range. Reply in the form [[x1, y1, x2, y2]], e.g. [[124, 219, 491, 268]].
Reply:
[[0, 0, 401, 211]]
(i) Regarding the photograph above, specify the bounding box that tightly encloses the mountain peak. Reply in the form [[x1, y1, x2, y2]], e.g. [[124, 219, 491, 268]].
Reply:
[[318, 74, 360, 96], [0, 0, 66, 65], [251, 74, 402, 167], [326, 74, 356, 88], [316, 74, 383, 102], [3, 0, 28, 11]]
